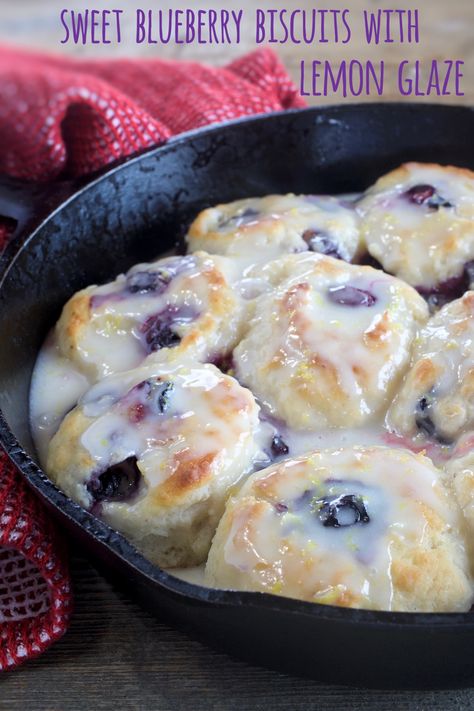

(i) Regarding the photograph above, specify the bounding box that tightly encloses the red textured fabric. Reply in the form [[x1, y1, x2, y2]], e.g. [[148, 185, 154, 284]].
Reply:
[[0, 46, 305, 670], [0, 46, 305, 180], [0, 457, 72, 670]]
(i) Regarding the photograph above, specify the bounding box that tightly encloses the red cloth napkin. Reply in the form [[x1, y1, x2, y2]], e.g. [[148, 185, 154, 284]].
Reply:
[[0, 46, 305, 180], [0, 46, 305, 670]]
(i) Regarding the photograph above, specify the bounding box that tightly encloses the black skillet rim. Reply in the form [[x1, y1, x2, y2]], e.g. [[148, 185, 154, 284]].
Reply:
[[1, 102, 474, 630]]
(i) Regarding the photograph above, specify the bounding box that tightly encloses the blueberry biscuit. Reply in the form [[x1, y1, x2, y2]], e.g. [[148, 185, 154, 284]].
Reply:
[[206, 446, 472, 612], [186, 194, 362, 265], [47, 362, 262, 567], [233, 253, 428, 429], [387, 291, 474, 447], [56, 253, 245, 380], [357, 163, 474, 306]]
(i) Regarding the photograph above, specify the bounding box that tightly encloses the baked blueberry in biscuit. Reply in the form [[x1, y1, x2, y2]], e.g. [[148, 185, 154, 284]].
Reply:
[[55, 252, 245, 380], [387, 291, 474, 447], [233, 253, 428, 429], [205, 446, 472, 611], [46, 362, 263, 568], [417, 261, 474, 312], [186, 194, 362, 265], [358, 163, 474, 302]]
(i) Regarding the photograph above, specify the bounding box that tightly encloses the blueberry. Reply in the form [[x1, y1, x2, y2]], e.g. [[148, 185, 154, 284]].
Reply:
[[313, 494, 370, 528], [415, 395, 453, 445], [302, 229, 343, 260], [428, 194, 454, 209], [141, 314, 181, 353], [155, 381, 174, 414], [465, 260, 474, 288], [211, 353, 234, 374], [359, 253, 384, 271], [424, 293, 444, 312], [405, 184, 452, 210], [147, 324, 180, 352], [219, 207, 259, 229], [87, 456, 141, 503], [405, 184, 435, 205], [127, 269, 172, 295], [415, 396, 436, 438], [418, 261, 474, 312], [327, 284, 376, 307], [239, 207, 260, 220], [140, 305, 197, 354], [271, 435, 289, 458], [126, 379, 174, 420]]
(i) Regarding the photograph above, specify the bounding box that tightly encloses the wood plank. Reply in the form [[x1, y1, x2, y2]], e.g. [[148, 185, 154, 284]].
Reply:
[[2, 553, 474, 710]]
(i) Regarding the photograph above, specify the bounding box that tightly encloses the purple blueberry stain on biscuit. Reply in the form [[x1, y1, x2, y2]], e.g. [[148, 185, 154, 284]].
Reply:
[[219, 206, 260, 230], [92, 257, 196, 309], [418, 261, 474, 311], [140, 304, 198, 353], [124, 378, 175, 422], [90, 291, 126, 310], [327, 284, 376, 307], [127, 256, 195, 295], [128, 402, 147, 424], [211, 353, 234, 375], [404, 184, 453, 210], [302, 229, 344, 260], [127, 270, 172, 295], [142, 317, 180, 352], [405, 184, 435, 205]]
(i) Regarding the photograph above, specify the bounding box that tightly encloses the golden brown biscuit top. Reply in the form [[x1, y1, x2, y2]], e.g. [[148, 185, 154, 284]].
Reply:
[[234, 253, 428, 428], [387, 291, 474, 447], [358, 162, 474, 291], [187, 193, 361, 265], [55, 252, 243, 378], [205, 447, 470, 611], [47, 362, 262, 511]]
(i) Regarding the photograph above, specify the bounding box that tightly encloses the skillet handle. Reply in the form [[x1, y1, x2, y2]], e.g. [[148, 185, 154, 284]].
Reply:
[[0, 176, 78, 239]]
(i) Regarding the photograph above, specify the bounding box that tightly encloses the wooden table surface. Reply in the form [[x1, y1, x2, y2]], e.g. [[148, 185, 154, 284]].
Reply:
[[2, 551, 474, 711], [1, 0, 474, 707]]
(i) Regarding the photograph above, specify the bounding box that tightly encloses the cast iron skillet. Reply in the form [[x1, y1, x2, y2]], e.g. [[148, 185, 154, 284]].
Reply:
[[1, 104, 474, 689]]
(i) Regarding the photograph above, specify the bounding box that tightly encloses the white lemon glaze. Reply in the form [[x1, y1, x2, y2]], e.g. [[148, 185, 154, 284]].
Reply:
[[186, 193, 362, 267], [358, 163, 474, 289], [54, 252, 246, 381], [234, 253, 428, 429], [204, 447, 472, 612]]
